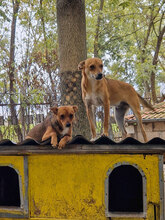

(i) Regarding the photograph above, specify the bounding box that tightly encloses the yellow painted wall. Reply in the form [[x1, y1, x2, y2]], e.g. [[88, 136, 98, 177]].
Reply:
[[0, 156, 27, 217], [27, 154, 161, 220]]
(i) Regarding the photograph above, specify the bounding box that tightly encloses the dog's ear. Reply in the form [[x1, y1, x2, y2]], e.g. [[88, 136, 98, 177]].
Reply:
[[50, 107, 58, 115], [78, 60, 85, 70], [72, 105, 78, 113]]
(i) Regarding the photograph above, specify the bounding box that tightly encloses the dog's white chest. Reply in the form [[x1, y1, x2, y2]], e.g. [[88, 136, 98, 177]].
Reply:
[[85, 93, 103, 106], [84, 77, 104, 106], [61, 127, 69, 136]]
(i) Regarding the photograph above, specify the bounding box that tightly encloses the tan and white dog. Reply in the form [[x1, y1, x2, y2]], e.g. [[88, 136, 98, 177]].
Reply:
[[78, 57, 154, 142], [26, 105, 78, 149]]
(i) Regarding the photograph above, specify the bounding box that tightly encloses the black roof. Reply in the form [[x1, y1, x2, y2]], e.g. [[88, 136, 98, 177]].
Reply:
[[0, 135, 165, 155]]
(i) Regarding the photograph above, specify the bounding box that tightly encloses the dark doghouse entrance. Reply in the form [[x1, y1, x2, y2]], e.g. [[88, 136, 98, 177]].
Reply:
[[0, 166, 20, 207], [108, 165, 143, 213]]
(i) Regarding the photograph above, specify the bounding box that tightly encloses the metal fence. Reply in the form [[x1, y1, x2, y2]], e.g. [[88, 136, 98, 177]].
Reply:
[[0, 94, 161, 143], [0, 103, 52, 142], [0, 102, 122, 142]]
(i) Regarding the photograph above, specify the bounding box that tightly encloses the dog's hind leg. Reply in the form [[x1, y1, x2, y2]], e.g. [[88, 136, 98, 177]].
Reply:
[[42, 126, 58, 147], [103, 100, 110, 137], [42, 126, 52, 141], [128, 99, 147, 142], [132, 109, 147, 142], [114, 102, 129, 139]]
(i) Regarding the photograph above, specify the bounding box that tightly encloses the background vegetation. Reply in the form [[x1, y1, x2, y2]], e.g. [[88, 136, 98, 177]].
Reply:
[[0, 0, 164, 141]]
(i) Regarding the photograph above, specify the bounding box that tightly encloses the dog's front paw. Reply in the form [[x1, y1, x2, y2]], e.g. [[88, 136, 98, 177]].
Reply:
[[51, 140, 58, 148], [52, 143, 58, 148], [102, 132, 109, 137], [52, 144, 58, 148], [58, 140, 66, 149], [90, 137, 97, 142]]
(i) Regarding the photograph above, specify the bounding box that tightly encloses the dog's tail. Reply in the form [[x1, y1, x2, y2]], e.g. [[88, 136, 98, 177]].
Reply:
[[137, 93, 155, 111]]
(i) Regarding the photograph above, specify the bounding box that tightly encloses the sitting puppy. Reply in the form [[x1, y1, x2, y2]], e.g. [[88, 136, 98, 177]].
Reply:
[[26, 105, 78, 149]]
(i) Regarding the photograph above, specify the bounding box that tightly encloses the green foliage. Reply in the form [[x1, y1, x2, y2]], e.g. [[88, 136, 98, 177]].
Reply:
[[0, 0, 164, 141], [0, 124, 34, 142], [96, 121, 102, 135], [96, 121, 120, 136], [0, 0, 164, 102], [0, 1, 10, 22], [86, 0, 165, 96]]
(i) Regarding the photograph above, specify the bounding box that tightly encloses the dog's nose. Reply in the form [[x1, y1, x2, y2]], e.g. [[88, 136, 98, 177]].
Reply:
[[96, 73, 103, 80], [66, 122, 71, 127]]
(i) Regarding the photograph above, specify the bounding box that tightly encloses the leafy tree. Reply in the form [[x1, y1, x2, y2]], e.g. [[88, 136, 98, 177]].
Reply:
[[0, 0, 164, 141], [0, 0, 60, 140], [8, 0, 23, 141], [86, 0, 165, 103]]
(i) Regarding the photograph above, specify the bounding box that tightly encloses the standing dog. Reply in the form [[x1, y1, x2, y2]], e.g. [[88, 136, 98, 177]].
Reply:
[[26, 105, 78, 149], [78, 57, 154, 142]]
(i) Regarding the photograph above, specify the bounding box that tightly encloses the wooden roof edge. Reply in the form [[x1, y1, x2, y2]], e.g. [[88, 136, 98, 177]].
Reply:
[[126, 118, 165, 124], [0, 144, 165, 155]]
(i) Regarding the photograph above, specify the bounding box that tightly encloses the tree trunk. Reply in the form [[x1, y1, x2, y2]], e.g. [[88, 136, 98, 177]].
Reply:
[[139, 11, 153, 99], [150, 71, 157, 104], [151, 24, 165, 103], [57, 0, 90, 139], [144, 81, 151, 101], [8, 0, 23, 142], [94, 0, 104, 57], [57, 0, 87, 72]]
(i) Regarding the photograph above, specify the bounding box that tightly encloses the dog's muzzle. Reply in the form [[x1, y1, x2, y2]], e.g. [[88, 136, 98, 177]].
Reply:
[[96, 73, 103, 80], [66, 122, 71, 127], [89, 72, 104, 80]]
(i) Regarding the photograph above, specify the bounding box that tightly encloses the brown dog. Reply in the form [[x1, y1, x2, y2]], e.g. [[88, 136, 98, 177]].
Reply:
[[26, 105, 78, 149], [78, 57, 154, 142]]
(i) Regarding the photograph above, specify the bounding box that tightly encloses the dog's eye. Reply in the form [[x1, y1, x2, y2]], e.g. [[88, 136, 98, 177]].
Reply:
[[69, 114, 73, 119], [60, 114, 65, 120], [90, 65, 95, 70], [100, 64, 103, 68]]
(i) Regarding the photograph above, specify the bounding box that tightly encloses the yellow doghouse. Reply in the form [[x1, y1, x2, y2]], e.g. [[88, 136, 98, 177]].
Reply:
[[0, 136, 164, 220]]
